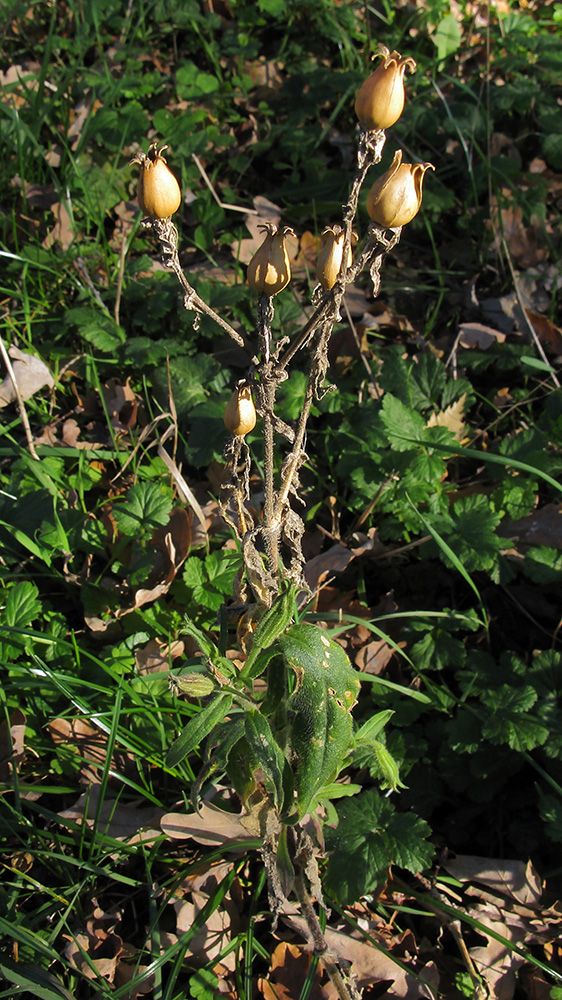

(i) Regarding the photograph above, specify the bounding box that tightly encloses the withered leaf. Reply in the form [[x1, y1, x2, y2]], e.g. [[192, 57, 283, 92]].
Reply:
[[0, 346, 54, 407]]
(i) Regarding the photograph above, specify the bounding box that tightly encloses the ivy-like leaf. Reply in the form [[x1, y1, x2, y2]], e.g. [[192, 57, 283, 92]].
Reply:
[[481, 685, 549, 751], [113, 482, 173, 537], [324, 790, 433, 905]]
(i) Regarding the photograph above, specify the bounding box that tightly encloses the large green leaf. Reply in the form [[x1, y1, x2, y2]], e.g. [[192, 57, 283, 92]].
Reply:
[[324, 790, 433, 905], [279, 623, 360, 817]]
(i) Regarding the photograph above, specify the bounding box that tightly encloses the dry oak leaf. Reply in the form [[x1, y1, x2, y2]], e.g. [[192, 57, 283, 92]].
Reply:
[[48, 717, 137, 783], [283, 916, 439, 997], [462, 900, 528, 1000], [0, 346, 54, 407], [525, 307, 562, 355], [355, 638, 404, 674], [458, 322, 506, 350], [443, 855, 542, 908], [304, 532, 380, 592], [43, 199, 75, 250], [425, 393, 467, 441], [0, 707, 26, 781], [57, 782, 165, 844], [64, 904, 124, 983], [172, 888, 237, 969], [258, 941, 337, 1000], [160, 801, 255, 846], [135, 637, 185, 675]]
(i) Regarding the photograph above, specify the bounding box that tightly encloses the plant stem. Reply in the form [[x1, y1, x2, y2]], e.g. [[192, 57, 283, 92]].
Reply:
[[152, 218, 255, 358], [294, 873, 361, 1000]]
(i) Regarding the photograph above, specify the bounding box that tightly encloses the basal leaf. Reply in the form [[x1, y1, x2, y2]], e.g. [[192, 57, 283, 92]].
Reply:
[[379, 395, 425, 451], [481, 685, 549, 751], [324, 790, 432, 905], [0, 581, 42, 661], [113, 482, 173, 537]]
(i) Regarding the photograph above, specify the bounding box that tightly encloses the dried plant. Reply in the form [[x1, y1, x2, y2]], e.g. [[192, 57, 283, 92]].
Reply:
[[130, 46, 433, 1000]]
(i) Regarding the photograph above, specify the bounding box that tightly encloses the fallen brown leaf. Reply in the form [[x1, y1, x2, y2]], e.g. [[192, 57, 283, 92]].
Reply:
[[57, 783, 164, 843], [503, 504, 562, 550], [135, 637, 185, 674], [443, 855, 542, 907], [160, 801, 255, 846], [0, 707, 26, 781], [0, 346, 54, 407], [258, 941, 336, 1000], [284, 916, 440, 997], [458, 322, 506, 350], [426, 393, 467, 441]]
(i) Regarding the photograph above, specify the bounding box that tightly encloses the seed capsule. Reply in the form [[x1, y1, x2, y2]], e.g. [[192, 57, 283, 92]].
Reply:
[[316, 226, 356, 290], [224, 381, 257, 437], [247, 224, 294, 296], [366, 150, 434, 228], [132, 142, 182, 219], [355, 45, 416, 132]]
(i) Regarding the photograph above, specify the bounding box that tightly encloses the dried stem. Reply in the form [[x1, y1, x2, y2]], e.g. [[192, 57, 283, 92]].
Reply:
[[150, 217, 255, 358], [150, 126, 402, 604], [294, 873, 361, 1000]]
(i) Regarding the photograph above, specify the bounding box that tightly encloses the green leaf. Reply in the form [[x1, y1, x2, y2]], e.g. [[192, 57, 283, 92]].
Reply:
[[277, 370, 308, 421], [182, 551, 243, 614], [538, 788, 562, 843], [166, 694, 233, 768], [432, 13, 462, 60], [481, 685, 549, 751], [176, 61, 220, 98], [189, 968, 219, 1000], [0, 959, 73, 1000], [379, 395, 426, 451], [324, 790, 433, 905], [258, 0, 286, 14], [244, 710, 286, 808], [113, 482, 173, 537], [279, 623, 360, 816], [243, 587, 295, 676], [520, 546, 562, 585], [354, 710, 394, 745], [411, 629, 466, 672], [65, 306, 126, 353], [0, 581, 42, 661]]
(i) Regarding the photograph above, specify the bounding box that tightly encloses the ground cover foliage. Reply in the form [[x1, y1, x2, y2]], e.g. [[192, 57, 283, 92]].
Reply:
[[2, 0, 562, 997]]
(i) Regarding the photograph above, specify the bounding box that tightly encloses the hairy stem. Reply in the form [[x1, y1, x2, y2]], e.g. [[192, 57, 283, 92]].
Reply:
[[294, 873, 361, 1000]]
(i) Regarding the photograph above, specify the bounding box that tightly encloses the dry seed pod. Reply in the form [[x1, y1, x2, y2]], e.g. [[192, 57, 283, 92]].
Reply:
[[366, 150, 434, 228], [316, 226, 356, 290], [355, 45, 416, 132], [134, 142, 182, 219], [247, 223, 294, 296], [224, 381, 257, 437]]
